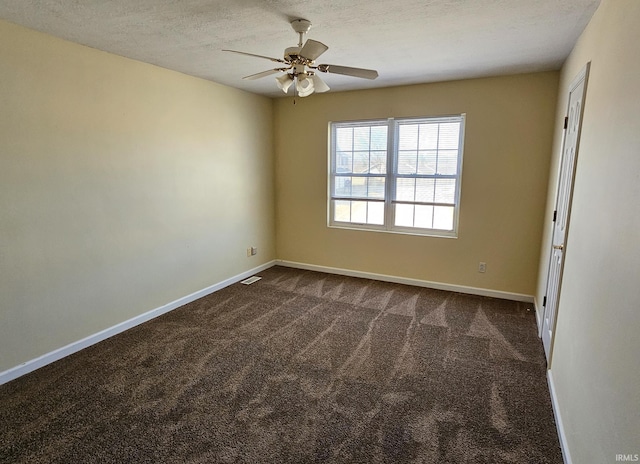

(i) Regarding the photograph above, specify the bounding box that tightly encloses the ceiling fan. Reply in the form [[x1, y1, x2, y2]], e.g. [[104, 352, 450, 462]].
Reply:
[[223, 19, 378, 98]]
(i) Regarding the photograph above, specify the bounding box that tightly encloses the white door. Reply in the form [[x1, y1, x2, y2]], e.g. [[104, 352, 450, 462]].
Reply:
[[541, 63, 590, 360]]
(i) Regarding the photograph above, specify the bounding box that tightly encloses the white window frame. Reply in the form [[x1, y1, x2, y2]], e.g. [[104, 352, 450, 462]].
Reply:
[[328, 114, 465, 237]]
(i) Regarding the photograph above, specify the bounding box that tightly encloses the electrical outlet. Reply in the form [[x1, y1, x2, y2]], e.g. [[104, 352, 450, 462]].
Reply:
[[478, 262, 487, 273], [246, 247, 252, 257], [251, 247, 258, 256]]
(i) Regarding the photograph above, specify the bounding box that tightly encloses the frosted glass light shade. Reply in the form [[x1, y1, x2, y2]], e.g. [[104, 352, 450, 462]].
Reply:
[[297, 75, 315, 97], [276, 74, 294, 93], [310, 74, 330, 93]]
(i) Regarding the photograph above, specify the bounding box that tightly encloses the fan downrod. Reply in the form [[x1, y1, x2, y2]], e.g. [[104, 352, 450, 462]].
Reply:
[[291, 19, 312, 47]]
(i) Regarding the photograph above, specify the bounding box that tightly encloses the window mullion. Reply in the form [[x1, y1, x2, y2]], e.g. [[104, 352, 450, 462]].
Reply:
[[433, 123, 440, 227], [384, 118, 396, 230], [329, 124, 336, 224]]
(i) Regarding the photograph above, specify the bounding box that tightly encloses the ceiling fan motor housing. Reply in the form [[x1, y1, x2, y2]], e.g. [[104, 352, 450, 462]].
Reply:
[[284, 46, 302, 62]]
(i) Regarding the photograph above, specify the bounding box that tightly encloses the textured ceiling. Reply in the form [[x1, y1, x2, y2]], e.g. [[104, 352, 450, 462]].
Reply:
[[0, 0, 600, 98]]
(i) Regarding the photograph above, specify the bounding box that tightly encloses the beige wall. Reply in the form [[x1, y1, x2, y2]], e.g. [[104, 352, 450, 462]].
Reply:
[[0, 20, 275, 372], [274, 73, 559, 296], [536, 0, 640, 462]]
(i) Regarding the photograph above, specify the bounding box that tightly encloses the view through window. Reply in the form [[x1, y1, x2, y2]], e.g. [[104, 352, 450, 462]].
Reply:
[[329, 115, 465, 236]]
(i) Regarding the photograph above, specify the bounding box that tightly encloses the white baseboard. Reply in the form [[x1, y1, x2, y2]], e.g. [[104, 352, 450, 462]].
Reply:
[[0, 260, 276, 386], [547, 369, 573, 464], [1, 259, 533, 385], [276, 260, 535, 303]]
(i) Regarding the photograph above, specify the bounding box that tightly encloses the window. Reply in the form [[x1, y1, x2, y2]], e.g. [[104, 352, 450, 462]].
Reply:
[[329, 115, 465, 236]]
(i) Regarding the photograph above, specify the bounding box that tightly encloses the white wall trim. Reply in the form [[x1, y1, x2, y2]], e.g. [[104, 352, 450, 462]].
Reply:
[[0, 260, 276, 386], [547, 369, 572, 464], [534, 296, 544, 336], [276, 260, 534, 303]]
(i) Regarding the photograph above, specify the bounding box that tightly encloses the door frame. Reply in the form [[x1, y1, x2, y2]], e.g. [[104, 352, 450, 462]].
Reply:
[[540, 62, 590, 363]]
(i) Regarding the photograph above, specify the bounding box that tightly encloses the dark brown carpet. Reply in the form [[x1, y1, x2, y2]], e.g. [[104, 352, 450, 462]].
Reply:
[[0, 266, 563, 463]]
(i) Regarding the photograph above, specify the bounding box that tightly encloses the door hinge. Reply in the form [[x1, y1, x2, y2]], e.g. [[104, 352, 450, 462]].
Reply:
[[553, 210, 557, 222], [564, 116, 568, 129], [543, 296, 547, 307]]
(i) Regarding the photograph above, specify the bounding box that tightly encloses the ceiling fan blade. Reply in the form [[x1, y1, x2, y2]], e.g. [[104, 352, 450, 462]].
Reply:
[[243, 69, 283, 80], [222, 49, 286, 64], [299, 39, 329, 61], [310, 74, 330, 93], [317, 64, 378, 80]]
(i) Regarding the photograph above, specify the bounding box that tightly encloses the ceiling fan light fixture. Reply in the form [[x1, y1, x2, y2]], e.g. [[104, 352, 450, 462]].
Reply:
[[223, 19, 378, 98], [297, 74, 315, 97], [276, 73, 294, 93]]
